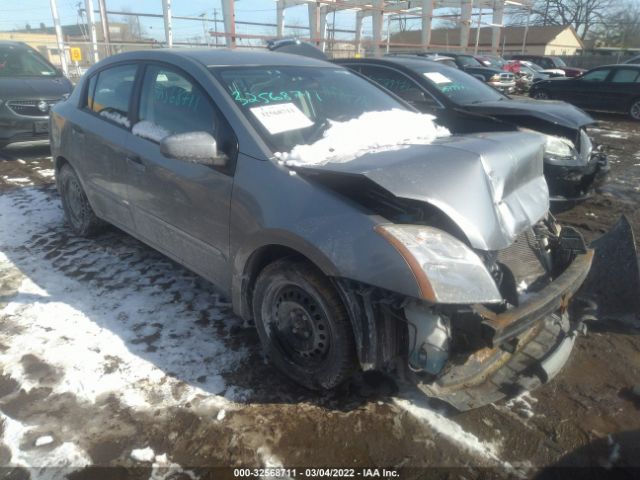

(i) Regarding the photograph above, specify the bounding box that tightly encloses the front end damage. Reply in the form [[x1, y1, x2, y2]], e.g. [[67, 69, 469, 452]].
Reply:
[[294, 132, 604, 409], [335, 218, 593, 410]]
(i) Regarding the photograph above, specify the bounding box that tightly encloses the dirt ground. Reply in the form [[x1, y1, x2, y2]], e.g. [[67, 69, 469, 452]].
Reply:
[[0, 114, 639, 480]]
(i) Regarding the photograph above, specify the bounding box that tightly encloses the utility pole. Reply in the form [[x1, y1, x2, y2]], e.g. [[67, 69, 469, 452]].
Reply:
[[49, 0, 69, 76], [200, 13, 210, 46], [213, 8, 219, 47], [97, 0, 111, 56], [162, 0, 173, 48], [84, 0, 99, 63]]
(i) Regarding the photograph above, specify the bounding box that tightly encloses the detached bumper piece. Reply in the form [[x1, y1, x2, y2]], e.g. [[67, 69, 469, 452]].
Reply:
[[479, 249, 594, 347]]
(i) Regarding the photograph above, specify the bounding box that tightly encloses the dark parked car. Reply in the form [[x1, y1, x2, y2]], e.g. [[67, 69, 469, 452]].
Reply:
[[530, 64, 640, 120], [393, 52, 515, 92], [336, 56, 608, 203], [506, 54, 585, 78], [50, 49, 596, 410], [0, 41, 73, 148]]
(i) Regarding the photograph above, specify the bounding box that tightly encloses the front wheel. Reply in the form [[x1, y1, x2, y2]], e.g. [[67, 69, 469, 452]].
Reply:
[[252, 258, 358, 390], [57, 164, 105, 237], [630, 99, 640, 121], [533, 90, 550, 100]]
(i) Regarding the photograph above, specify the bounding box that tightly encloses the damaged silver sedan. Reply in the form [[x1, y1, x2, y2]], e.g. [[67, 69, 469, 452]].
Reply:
[[50, 50, 597, 410]]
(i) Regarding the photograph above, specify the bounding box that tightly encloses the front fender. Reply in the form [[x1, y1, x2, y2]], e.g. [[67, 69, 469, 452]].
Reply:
[[229, 155, 422, 319]]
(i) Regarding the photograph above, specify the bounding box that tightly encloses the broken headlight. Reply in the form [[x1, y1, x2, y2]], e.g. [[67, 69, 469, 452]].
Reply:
[[375, 224, 502, 304], [543, 134, 582, 166]]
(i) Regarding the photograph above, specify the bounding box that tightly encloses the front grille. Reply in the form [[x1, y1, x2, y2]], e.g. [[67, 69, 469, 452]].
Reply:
[[6, 99, 59, 117], [497, 229, 548, 290]]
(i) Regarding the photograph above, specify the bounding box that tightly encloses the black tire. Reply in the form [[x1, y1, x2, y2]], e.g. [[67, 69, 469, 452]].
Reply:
[[252, 258, 358, 390], [533, 90, 550, 100], [630, 98, 640, 121], [57, 164, 105, 237]]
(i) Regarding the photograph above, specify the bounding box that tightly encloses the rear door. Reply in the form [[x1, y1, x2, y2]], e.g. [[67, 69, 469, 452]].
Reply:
[[72, 63, 139, 231], [123, 63, 237, 286], [605, 67, 640, 113], [572, 67, 613, 110]]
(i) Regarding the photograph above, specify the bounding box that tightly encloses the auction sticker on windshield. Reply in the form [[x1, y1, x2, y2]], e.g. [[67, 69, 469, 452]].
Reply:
[[250, 103, 313, 135], [424, 72, 452, 84]]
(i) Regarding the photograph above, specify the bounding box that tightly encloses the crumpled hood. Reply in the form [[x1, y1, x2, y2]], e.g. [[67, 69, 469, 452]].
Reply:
[[293, 131, 549, 251], [465, 98, 595, 129], [0, 76, 72, 100]]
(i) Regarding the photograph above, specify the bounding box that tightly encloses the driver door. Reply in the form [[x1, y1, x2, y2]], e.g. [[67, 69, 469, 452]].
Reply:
[[123, 64, 237, 286]]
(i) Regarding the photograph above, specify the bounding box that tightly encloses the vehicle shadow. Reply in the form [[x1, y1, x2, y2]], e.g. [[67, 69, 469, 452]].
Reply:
[[534, 429, 640, 479]]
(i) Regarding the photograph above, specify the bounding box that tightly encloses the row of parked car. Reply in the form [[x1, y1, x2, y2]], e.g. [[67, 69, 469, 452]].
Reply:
[[0, 39, 634, 409]]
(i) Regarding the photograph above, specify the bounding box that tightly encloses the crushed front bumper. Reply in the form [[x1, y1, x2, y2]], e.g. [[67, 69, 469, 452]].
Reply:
[[411, 250, 593, 410], [546, 151, 610, 203]]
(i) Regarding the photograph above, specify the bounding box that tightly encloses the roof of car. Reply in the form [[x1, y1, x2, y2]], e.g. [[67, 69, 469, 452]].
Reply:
[[0, 40, 27, 47], [100, 48, 335, 69], [336, 56, 447, 71]]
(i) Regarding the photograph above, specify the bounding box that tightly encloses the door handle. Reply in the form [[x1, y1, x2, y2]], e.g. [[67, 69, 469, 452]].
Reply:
[[126, 155, 146, 172]]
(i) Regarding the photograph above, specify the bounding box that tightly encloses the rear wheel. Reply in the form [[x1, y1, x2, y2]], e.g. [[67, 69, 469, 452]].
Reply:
[[252, 258, 358, 390], [630, 99, 640, 121], [57, 164, 105, 237], [533, 90, 550, 100]]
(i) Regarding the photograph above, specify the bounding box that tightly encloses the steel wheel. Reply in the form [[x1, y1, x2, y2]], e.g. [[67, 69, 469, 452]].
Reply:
[[253, 258, 357, 390], [57, 164, 105, 237], [630, 100, 640, 121]]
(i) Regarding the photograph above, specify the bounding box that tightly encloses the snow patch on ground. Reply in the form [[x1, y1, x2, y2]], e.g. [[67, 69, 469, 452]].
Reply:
[[34, 435, 54, 447], [277, 109, 450, 166], [1, 412, 90, 474], [394, 398, 502, 463], [505, 391, 538, 419], [131, 446, 156, 462], [150, 453, 197, 480]]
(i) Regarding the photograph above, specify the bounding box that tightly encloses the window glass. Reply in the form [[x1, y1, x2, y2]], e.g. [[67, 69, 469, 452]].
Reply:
[[91, 64, 137, 126], [137, 66, 217, 141], [456, 55, 483, 67], [357, 65, 437, 107], [581, 69, 611, 82], [415, 64, 504, 105], [214, 66, 404, 153], [0, 45, 58, 77], [611, 68, 640, 83]]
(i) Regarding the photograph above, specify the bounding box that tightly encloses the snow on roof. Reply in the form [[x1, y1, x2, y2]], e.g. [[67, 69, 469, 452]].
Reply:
[[277, 109, 450, 166]]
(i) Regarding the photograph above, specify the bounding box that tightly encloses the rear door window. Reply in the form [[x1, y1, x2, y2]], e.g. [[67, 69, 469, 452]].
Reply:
[[358, 65, 438, 107], [581, 69, 611, 82], [611, 68, 640, 83], [91, 64, 137, 127]]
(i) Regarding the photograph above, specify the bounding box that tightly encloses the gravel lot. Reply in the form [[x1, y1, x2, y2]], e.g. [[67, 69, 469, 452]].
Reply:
[[0, 114, 639, 479]]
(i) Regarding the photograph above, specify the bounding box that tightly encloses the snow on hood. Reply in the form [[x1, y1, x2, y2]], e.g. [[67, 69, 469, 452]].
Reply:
[[276, 109, 450, 166]]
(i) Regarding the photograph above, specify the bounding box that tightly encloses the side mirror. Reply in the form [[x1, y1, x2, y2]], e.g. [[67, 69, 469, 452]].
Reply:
[[160, 131, 227, 167]]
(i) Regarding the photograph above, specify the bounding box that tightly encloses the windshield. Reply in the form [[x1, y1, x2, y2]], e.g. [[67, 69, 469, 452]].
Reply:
[[551, 57, 567, 67], [213, 66, 406, 153], [416, 65, 504, 105], [0, 45, 58, 77]]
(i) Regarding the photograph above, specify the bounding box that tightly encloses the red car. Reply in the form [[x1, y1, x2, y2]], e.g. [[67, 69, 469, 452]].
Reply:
[[507, 54, 586, 77]]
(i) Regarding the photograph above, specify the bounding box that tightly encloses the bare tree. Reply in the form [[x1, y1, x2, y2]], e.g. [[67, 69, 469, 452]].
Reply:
[[508, 0, 616, 40], [590, 0, 640, 47]]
